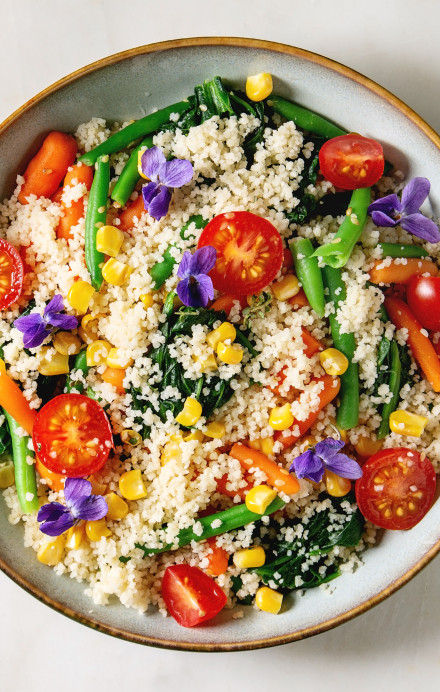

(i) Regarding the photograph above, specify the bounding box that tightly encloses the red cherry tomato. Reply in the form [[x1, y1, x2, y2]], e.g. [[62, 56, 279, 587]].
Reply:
[[197, 211, 283, 295], [318, 134, 384, 190], [0, 239, 24, 310], [32, 393, 113, 477], [161, 564, 227, 627], [407, 275, 440, 331], [355, 448, 436, 530]]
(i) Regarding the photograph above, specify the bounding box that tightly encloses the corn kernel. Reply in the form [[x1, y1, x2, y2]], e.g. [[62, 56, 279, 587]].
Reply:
[[86, 340, 112, 367], [298, 435, 316, 453], [269, 403, 294, 431], [105, 492, 129, 520], [67, 280, 95, 313], [0, 358, 6, 373], [88, 476, 107, 495], [216, 341, 243, 365], [102, 257, 132, 286], [65, 523, 85, 550], [120, 429, 142, 446], [248, 437, 275, 458], [85, 518, 111, 541], [37, 536, 65, 565], [96, 225, 124, 257], [193, 351, 218, 373], [389, 410, 428, 437], [53, 331, 81, 356], [175, 396, 202, 427], [246, 72, 273, 102], [319, 348, 349, 376], [324, 469, 352, 497], [245, 484, 277, 514], [183, 430, 204, 442], [38, 348, 70, 376], [204, 421, 226, 439], [137, 147, 149, 179], [206, 322, 236, 349], [0, 460, 14, 488], [255, 586, 283, 614], [354, 435, 383, 458], [140, 293, 154, 309], [119, 469, 148, 500], [161, 435, 183, 466], [106, 347, 134, 369], [272, 274, 300, 301], [233, 546, 266, 569]]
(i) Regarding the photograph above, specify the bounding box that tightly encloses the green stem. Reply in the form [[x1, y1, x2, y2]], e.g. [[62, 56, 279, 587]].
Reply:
[[84, 155, 110, 291], [4, 410, 38, 513], [111, 135, 154, 207], [377, 340, 402, 439], [269, 95, 346, 139], [377, 242, 429, 259], [290, 237, 325, 317]]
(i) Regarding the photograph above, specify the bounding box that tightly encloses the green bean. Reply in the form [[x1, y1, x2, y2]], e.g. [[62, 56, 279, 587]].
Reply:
[[179, 214, 208, 241], [377, 242, 429, 259], [66, 350, 89, 393], [313, 187, 371, 268], [269, 95, 346, 139], [4, 410, 38, 513], [111, 135, 154, 207], [150, 246, 177, 289], [322, 265, 359, 429], [377, 340, 402, 439], [78, 100, 190, 166], [84, 155, 110, 291], [137, 496, 285, 555], [290, 238, 325, 317]]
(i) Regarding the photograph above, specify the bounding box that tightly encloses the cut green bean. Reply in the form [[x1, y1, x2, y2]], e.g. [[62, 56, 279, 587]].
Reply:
[[269, 95, 346, 139], [85, 156, 110, 291], [150, 246, 177, 289], [66, 350, 89, 393], [322, 265, 359, 430], [313, 187, 371, 268], [78, 100, 190, 166], [111, 135, 154, 207], [137, 496, 285, 555], [179, 215, 208, 241], [290, 238, 325, 317], [377, 242, 429, 259], [377, 340, 402, 439], [4, 410, 38, 513]]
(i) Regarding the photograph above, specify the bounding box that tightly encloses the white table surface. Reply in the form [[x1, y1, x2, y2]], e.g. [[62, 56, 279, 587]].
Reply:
[[1, 0, 440, 689]]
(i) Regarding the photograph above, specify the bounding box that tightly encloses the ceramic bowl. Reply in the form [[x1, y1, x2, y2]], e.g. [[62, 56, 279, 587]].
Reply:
[[1, 37, 440, 652]]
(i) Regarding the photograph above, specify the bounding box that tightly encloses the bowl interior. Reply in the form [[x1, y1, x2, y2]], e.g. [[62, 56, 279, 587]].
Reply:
[[1, 38, 440, 651]]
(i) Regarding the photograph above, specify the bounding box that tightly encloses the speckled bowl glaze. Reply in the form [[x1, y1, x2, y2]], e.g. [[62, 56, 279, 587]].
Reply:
[[1, 37, 440, 651]]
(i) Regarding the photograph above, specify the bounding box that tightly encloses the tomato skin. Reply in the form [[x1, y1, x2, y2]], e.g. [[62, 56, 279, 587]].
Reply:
[[32, 393, 113, 477], [197, 211, 283, 295], [319, 134, 384, 190], [355, 448, 436, 530], [407, 276, 440, 331], [0, 239, 24, 310], [162, 564, 227, 627]]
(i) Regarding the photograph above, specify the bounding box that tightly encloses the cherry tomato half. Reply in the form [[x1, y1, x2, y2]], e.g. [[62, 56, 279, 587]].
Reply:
[[319, 134, 384, 190], [407, 275, 440, 331], [0, 238, 24, 310], [355, 448, 436, 530], [32, 393, 113, 477], [161, 564, 227, 627], [197, 211, 283, 295]]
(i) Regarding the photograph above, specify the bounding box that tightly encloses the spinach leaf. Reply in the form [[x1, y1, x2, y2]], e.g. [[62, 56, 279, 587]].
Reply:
[[0, 418, 11, 456], [285, 137, 326, 225]]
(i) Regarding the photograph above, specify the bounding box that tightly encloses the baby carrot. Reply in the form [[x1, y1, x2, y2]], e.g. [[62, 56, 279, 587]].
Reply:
[[369, 258, 438, 284], [229, 443, 300, 494], [18, 132, 77, 204], [0, 366, 36, 435], [215, 473, 252, 500], [57, 163, 94, 240], [117, 195, 146, 232], [288, 288, 309, 309], [210, 295, 247, 315], [301, 327, 323, 358], [205, 537, 229, 577], [35, 456, 66, 491]]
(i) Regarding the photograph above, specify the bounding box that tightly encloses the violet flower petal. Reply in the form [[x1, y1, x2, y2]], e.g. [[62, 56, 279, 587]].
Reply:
[[176, 277, 191, 306], [290, 449, 324, 483], [148, 185, 172, 220], [401, 177, 430, 215], [74, 494, 108, 521], [368, 193, 401, 215], [47, 312, 78, 329], [314, 438, 345, 461], [39, 512, 76, 537], [37, 501, 67, 522], [400, 214, 440, 243], [188, 246, 217, 276], [370, 210, 398, 228], [177, 275, 214, 308], [160, 158, 194, 188], [14, 312, 44, 333], [23, 322, 50, 349], [193, 273, 215, 306], [177, 250, 193, 279], [141, 146, 166, 180], [44, 294, 64, 316], [64, 477, 92, 507], [325, 453, 363, 480], [142, 181, 160, 206]]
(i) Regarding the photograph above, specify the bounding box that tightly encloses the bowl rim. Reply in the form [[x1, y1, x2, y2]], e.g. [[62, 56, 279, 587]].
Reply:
[[1, 35, 440, 652]]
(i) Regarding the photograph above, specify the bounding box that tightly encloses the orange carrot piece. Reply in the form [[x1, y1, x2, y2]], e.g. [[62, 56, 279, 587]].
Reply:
[[274, 375, 341, 449], [56, 163, 94, 240], [210, 294, 247, 315], [215, 473, 251, 500], [0, 370, 37, 435], [384, 296, 440, 392], [63, 163, 94, 189], [288, 288, 309, 309], [301, 327, 323, 358], [282, 247, 294, 272], [205, 537, 229, 577], [118, 195, 146, 232], [18, 132, 78, 204], [369, 258, 438, 285], [35, 456, 66, 491], [229, 443, 300, 494], [102, 367, 126, 394]]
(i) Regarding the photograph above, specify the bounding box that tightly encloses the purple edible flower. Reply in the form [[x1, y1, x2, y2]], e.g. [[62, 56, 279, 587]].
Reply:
[[37, 477, 108, 537], [141, 146, 194, 220], [14, 294, 78, 349], [368, 177, 440, 243], [289, 438, 362, 484], [176, 246, 217, 307]]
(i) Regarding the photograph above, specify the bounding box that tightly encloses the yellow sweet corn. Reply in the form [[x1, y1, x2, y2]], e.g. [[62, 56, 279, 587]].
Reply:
[[269, 403, 294, 431], [53, 331, 81, 356], [105, 492, 129, 520], [193, 351, 218, 373], [85, 518, 111, 541], [119, 469, 148, 500], [96, 224, 124, 257], [245, 73, 273, 102], [0, 460, 14, 488], [183, 430, 204, 442], [216, 341, 243, 365], [389, 410, 428, 437], [106, 347, 134, 370], [354, 435, 383, 458], [140, 293, 154, 309], [102, 257, 132, 286], [86, 340, 112, 367], [272, 274, 300, 301], [206, 322, 236, 349], [245, 484, 277, 514], [67, 280, 95, 313], [319, 348, 349, 376], [175, 397, 202, 426], [161, 435, 183, 466], [324, 470, 352, 497], [0, 358, 6, 373], [37, 536, 65, 566], [38, 348, 70, 376], [120, 429, 142, 446], [255, 586, 283, 614], [88, 476, 107, 496], [65, 523, 85, 550], [248, 437, 275, 457], [137, 147, 149, 179], [204, 421, 226, 439], [233, 546, 266, 569]]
